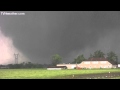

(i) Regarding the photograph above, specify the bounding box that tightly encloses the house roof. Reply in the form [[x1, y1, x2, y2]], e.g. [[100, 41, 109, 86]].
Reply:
[[86, 58, 108, 61], [85, 58, 117, 65]]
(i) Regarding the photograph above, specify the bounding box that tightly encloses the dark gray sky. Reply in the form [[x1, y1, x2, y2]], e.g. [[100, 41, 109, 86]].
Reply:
[[0, 11, 120, 64]]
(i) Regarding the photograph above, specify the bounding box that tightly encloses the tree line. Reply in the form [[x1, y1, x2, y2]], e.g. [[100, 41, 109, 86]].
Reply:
[[0, 50, 118, 68], [0, 62, 51, 69], [52, 50, 118, 65]]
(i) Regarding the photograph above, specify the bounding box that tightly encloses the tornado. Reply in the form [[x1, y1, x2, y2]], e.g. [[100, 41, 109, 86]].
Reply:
[[0, 28, 29, 65]]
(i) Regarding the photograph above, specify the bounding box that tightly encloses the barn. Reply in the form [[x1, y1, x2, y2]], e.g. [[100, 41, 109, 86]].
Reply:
[[57, 58, 118, 69], [47, 66, 67, 70], [78, 58, 117, 69], [57, 64, 76, 69]]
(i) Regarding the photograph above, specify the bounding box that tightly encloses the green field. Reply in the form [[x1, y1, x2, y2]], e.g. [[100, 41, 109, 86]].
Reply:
[[0, 68, 120, 79]]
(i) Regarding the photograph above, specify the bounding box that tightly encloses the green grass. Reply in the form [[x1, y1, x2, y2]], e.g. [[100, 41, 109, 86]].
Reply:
[[0, 68, 120, 79]]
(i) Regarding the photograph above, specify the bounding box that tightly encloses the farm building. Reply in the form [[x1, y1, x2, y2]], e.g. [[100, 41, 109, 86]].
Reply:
[[78, 58, 117, 69], [57, 64, 76, 69], [47, 66, 67, 70], [56, 58, 118, 69]]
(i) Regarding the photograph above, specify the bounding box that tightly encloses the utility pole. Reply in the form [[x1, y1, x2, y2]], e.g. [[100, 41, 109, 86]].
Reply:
[[14, 53, 19, 64]]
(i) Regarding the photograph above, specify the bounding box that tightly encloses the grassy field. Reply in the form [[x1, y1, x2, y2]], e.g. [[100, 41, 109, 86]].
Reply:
[[0, 68, 120, 79]]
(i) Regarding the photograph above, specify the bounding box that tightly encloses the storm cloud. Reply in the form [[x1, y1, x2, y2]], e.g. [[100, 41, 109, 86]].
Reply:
[[0, 11, 120, 64]]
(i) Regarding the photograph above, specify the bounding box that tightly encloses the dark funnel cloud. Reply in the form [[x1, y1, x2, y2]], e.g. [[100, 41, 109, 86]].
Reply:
[[0, 11, 120, 64]]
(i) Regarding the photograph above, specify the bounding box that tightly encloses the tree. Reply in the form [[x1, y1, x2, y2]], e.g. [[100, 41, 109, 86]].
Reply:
[[107, 51, 118, 63], [92, 50, 105, 58], [88, 53, 93, 59], [73, 54, 86, 63], [51, 54, 62, 65]]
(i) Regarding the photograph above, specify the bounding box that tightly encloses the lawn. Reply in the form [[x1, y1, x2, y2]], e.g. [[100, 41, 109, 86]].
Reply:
[[0, 68, 120, 79]]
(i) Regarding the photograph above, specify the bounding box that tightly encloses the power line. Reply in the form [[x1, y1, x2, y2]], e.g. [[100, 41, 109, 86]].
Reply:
[[14, 53, 19, 64]]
